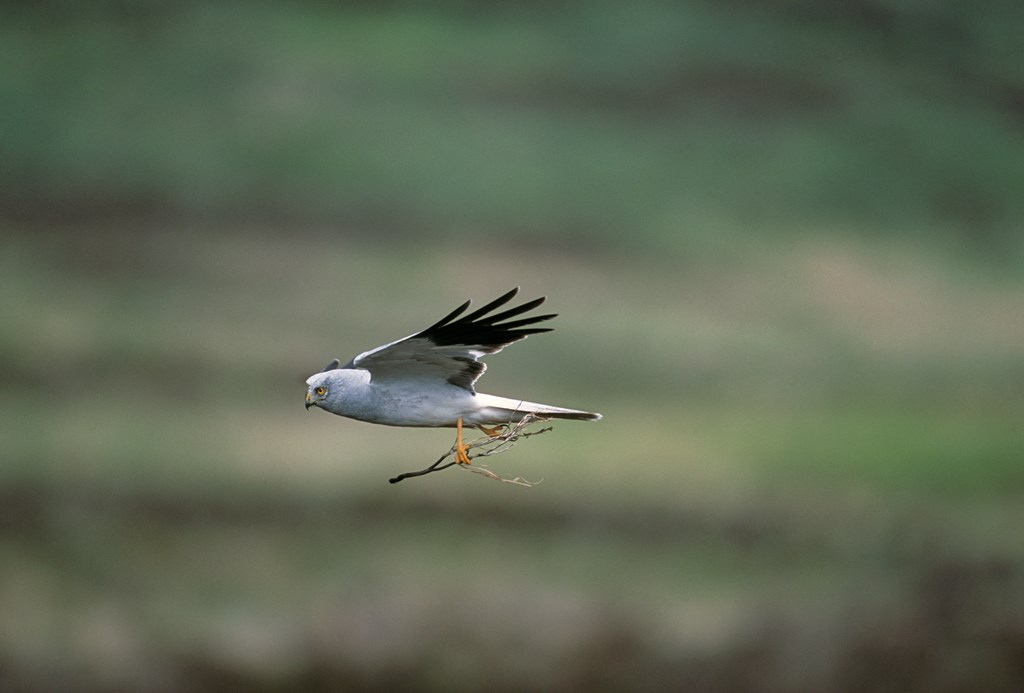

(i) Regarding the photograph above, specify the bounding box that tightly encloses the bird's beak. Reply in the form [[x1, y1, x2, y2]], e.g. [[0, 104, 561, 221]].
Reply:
[[305, 392, 313, 410]]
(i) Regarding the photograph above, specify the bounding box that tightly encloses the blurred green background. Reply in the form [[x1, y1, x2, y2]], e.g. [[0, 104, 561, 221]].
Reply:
[[2, 2, 1023, 690]]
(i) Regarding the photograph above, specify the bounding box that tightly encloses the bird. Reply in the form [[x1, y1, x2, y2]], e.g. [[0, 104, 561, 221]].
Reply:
[[305, 287, 601, 465]]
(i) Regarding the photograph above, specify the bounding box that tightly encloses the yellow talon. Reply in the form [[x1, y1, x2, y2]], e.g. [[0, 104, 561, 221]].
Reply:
[[477, 423, 506, 437], [454, 417, 472, 465]]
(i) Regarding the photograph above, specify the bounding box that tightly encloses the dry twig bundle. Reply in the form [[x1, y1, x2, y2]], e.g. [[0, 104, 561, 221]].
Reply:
[[389, 414, 552, 485]]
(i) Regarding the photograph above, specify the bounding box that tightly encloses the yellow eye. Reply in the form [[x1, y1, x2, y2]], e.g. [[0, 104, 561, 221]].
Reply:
[[315, 386, 326, 396]]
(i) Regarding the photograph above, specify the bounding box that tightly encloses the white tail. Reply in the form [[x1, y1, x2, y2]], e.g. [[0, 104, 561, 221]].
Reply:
[[472, 393, 602, 424]]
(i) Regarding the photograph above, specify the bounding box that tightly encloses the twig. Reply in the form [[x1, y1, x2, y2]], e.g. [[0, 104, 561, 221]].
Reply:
[[463, 464, 543, 487], [388, 414, 551, 485], [387, 452, 459, 484]]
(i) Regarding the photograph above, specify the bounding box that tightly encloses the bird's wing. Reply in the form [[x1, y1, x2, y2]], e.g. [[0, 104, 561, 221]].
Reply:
[[328, 288, 555, 393]]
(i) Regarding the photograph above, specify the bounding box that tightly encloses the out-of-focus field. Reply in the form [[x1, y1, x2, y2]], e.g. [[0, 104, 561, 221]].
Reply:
[[3, 229, 1022, 690], [2, 2, 1024, 691]]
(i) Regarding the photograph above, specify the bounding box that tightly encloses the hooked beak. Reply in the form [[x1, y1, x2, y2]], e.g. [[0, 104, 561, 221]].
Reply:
[[305, 392, 313, 410]]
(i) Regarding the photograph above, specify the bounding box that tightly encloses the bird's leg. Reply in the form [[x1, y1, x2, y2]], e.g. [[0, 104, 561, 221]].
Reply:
[[477, 423, 507, 437], [454, 416, 472, 465]]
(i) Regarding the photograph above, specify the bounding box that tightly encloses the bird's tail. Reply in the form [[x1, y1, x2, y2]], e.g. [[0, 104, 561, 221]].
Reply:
[[473, 394, 602, 423]]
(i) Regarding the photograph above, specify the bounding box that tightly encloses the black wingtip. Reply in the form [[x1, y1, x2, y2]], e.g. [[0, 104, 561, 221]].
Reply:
[[415, 288, 554, 349], [498, 314, 557, 330], [320, 358, 341, 372], [483, 296, 547, 325], [420, 298, 471, 334], [461, 287, 521, 323]]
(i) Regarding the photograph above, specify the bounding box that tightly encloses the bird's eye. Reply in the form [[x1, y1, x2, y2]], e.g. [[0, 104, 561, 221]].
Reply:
[[315, 386, 326, 396]]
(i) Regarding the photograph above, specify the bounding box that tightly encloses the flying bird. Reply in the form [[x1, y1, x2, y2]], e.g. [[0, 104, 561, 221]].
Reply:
[[305, 288, 601, 465]]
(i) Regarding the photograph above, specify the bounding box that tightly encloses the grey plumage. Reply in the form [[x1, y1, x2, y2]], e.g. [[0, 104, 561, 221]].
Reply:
[[305, 288, 602, 430]]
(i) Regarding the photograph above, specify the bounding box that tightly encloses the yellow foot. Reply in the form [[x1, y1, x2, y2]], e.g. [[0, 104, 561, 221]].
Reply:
[[477, 423, 507, 437], [454, 416, 472, 465]]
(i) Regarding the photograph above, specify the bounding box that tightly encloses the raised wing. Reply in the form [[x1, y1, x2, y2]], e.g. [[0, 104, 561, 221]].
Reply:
[[336, 287, 556, 392]]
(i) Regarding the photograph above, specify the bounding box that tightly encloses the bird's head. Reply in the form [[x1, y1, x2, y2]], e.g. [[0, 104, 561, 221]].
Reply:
[[305, 372, 331, 410]]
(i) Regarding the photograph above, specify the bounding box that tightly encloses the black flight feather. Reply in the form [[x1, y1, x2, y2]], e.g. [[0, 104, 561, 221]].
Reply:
[[414, 287, 555, 351], [416, 299, 471, 335], [458, 287, 521, 323]]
